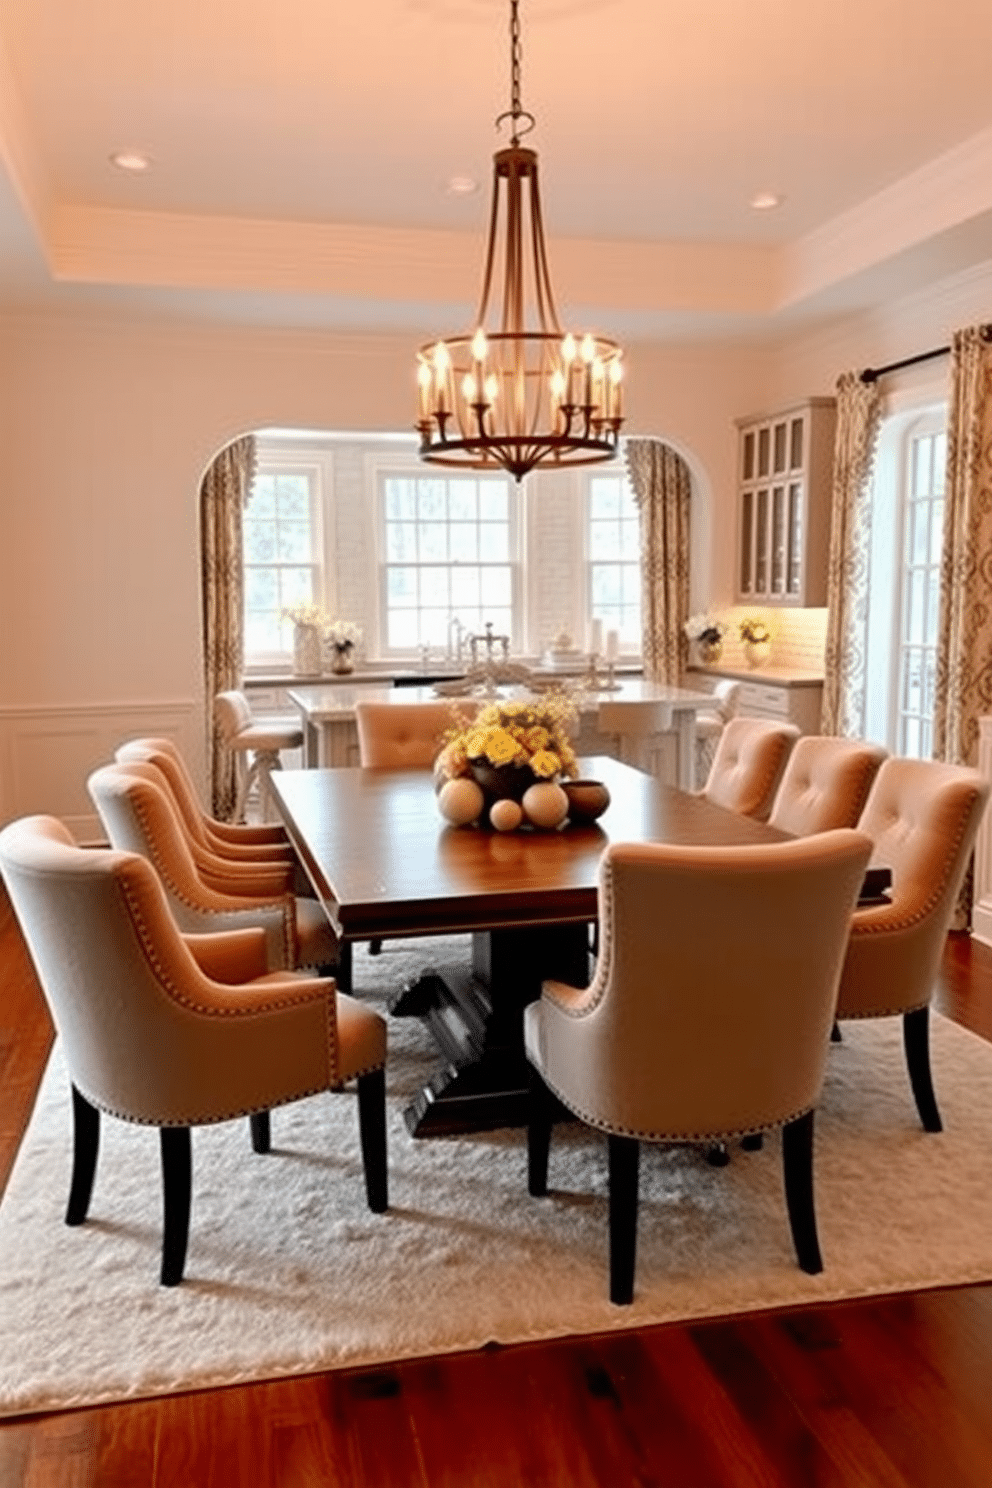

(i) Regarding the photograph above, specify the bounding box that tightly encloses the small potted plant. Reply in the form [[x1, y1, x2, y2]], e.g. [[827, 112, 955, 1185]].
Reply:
[[738, 615, 772, 668], [683, 613, 726, 665], [324, 619, 363, 675]]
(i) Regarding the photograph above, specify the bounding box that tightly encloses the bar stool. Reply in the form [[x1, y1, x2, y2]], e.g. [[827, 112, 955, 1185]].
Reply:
[[693, 680, 741, 789], [214, 691, 303, 824]]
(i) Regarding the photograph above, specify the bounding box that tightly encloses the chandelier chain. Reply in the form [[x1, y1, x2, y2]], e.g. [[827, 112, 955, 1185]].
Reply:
[[510, 0, 522, 140]]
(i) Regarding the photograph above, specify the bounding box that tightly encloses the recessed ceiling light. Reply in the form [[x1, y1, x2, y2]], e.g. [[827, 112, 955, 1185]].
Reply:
[[447, 175, 479, 196], [110, 150, 152, 173], [750, 191, 783, 211]]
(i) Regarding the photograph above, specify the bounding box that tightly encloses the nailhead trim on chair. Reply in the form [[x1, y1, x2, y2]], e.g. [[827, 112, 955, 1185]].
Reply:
[[533, 1063, 815, 1145], [848, 785, 981, 938], [130, 789, 296, 967]]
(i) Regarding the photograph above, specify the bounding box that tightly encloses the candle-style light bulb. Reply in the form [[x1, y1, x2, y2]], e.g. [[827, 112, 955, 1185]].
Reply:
[[608, 356, 623, 419], [462, 373, 477, 402], [433, 341, 451, 415], [417, 360, 432, 421], [484, 373, 499, 404], [471, 327, 488, 363], [580, 334, 596, 364]]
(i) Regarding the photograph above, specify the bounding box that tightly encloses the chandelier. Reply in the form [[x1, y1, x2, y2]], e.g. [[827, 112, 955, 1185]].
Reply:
[[415, 0, 624, 483]]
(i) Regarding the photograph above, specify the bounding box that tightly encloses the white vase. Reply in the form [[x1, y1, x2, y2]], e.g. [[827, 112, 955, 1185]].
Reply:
[[293, 622, 322, 676], [742, 639, 771, 669]]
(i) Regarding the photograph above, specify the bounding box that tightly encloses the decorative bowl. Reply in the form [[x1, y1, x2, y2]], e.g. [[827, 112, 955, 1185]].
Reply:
[[561, 779, 611, 823]]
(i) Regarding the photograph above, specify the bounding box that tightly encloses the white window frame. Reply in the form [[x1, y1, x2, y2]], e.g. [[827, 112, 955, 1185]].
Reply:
[[864, 400, 947, 755], [242, 456, 325, 670], [584, 467, 641, 653], [370, 453, 524, 659]]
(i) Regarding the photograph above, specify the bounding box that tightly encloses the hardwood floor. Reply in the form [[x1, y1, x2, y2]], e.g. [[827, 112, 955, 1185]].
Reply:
[[3, 889, 992, 1486]]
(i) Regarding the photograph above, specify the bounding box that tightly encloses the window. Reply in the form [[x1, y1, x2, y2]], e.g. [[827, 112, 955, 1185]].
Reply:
[[864, 407, 946, 757], [588, 472, 640, 645], [897, 425, 946, 758], [243, 466, 321, 660], [380, 471, 517, 651]]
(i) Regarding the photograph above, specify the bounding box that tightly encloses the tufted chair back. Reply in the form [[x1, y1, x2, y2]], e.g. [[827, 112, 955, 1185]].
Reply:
[[839, 757, 988, 1023], [0, 813, 387, 1285], [768, 735, 888, 836], [701, 716, 800, 820], [88, 762, 298, 969], [355, 699, 479, 769], [116, 738, 293, 863], [836, 756, 989, 1133], [524, 828, 873, 1302]]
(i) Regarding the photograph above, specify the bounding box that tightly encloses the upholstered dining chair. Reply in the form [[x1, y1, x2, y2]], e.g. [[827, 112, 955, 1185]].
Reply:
[[88, 763, 338, 974], [114, 744, 299, 899], [214, 690, 304, 824], [768, 735, 888, 836], [524, 829, 873, 1305], [0, 815, 387, 1286], [700, 716, 800, 821], [116, 736, 295, 865], [836, 756, 989, 1131], [354, 699, 478, 769], [692, 680, 741, 789]]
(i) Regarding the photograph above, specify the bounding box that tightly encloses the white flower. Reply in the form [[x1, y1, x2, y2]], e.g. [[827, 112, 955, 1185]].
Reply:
[[325, 619, 362, 648], [684, 614, 725, 644]]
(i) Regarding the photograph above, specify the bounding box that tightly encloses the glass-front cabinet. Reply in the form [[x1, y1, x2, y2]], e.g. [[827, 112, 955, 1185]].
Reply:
[[735, 398, 836, 607]]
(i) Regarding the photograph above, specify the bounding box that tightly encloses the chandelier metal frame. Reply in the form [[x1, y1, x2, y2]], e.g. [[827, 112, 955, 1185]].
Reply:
[[416, 0, 624, 483]]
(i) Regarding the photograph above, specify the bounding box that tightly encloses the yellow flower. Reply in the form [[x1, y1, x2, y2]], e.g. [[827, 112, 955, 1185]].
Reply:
[[530, 749, 561, 778], [521, 725, 550, 752], [482, 728, 523, 767], [435, 740, 468, 779]]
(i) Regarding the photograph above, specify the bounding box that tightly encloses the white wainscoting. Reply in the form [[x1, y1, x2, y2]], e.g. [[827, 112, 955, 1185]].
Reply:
[[0, 699, 201, 841], [972, 716, 992, 947]]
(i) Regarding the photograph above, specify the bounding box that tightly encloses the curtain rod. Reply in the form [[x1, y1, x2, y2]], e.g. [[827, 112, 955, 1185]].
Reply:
[[861, 324, 992, 384]]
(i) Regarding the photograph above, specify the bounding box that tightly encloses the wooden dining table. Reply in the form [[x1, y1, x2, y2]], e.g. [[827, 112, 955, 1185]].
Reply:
[[270, 755, 789, 1136]]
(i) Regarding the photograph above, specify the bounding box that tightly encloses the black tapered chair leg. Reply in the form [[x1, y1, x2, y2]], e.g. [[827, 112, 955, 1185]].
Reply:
[[357, 1069, 388, 1213], [705, 1142, 730, 1167], [65, 1084, 100, 1226], [335, 939, 353, 994], [782, 1110, 822, 1275], [904, 1005, 942, 1132], [830, 1021, 842, 1043], [159, 1126, 192, 1287], [249, 1110, 271, 1153], [608, 1135, 640, 1305], [369, 938, 383, 956], [527, 1067, 555, 1197], [741, 1132, 764, 1152]]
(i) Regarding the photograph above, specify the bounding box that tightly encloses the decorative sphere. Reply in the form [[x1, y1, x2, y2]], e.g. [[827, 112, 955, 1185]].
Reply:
[[489, 798, 523, 832], [521, 781, 569, 830], [437, 777, 484, 826]]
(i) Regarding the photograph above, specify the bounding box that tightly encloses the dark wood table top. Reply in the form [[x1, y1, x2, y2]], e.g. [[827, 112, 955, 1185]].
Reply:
[[270, 756, 789, 942]]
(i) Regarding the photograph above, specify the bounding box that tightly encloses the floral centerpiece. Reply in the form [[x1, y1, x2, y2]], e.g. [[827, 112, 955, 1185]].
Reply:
[[435, 697, 581, 830], [324, 618, 362, 674], [738, 615, 772, 667], [684, 613, 726, 663]]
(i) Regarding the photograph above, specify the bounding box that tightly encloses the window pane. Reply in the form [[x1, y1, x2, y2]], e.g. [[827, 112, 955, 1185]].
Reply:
[[480, 567, 511, 606], [387, 567, 417, 604], [275, 475, 310, 517], [450, 524, 478, 562], [593, 522, 621, 561], [246, 569, 278, 609], [592, 566, 622, 606], [385, 480, 416, 520], [419, 522, 448, 562], [590, 478, 621, 519], [420, 566, 450, 607], [418, 481, 446, 520], [479, 525, 509, 562], [933, 433, 947, 494], [248, 477, 276, 516], [451, 567, 480, 608], [244, 521, 276, 563], [448, 481, 477, 520], [386, 523, 418, 562], [479, 485, 508, 521], [912, 436, 931, 497], [911, 502, 929, 565], [277, 521, 312, 562]]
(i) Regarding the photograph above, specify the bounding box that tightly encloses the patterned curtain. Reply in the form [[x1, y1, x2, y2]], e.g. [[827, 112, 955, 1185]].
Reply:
[[200, 435, 257, 818], [820, 372, 882, 736], [625, 439, 691, 684], [933, 326, 992, 770]]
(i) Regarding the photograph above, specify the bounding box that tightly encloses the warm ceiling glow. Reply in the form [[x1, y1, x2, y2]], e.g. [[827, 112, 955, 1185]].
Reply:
[[110, 150, 152, 173], [447, 175, 479, 196], [750, 190, 783, 211]]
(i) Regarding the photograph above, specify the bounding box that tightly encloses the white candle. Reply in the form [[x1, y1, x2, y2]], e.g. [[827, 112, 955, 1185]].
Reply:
[[589, 618, 603, 656], [605, 628, 619, 661]]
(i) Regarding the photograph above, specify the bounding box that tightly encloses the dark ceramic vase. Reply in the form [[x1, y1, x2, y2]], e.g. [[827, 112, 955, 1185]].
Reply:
[[470, 761, 537, 806]]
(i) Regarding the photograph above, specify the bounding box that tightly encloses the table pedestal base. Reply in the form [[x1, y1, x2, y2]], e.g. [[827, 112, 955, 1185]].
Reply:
[[392, 924, 591, 1137]]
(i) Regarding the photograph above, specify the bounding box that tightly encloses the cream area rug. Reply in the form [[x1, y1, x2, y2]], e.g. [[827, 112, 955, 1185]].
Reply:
[[3, 936, 992, 1419]]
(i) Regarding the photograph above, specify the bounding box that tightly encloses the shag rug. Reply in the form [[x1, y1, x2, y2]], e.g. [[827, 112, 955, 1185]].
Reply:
[[3, 936, 992, 1419]]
